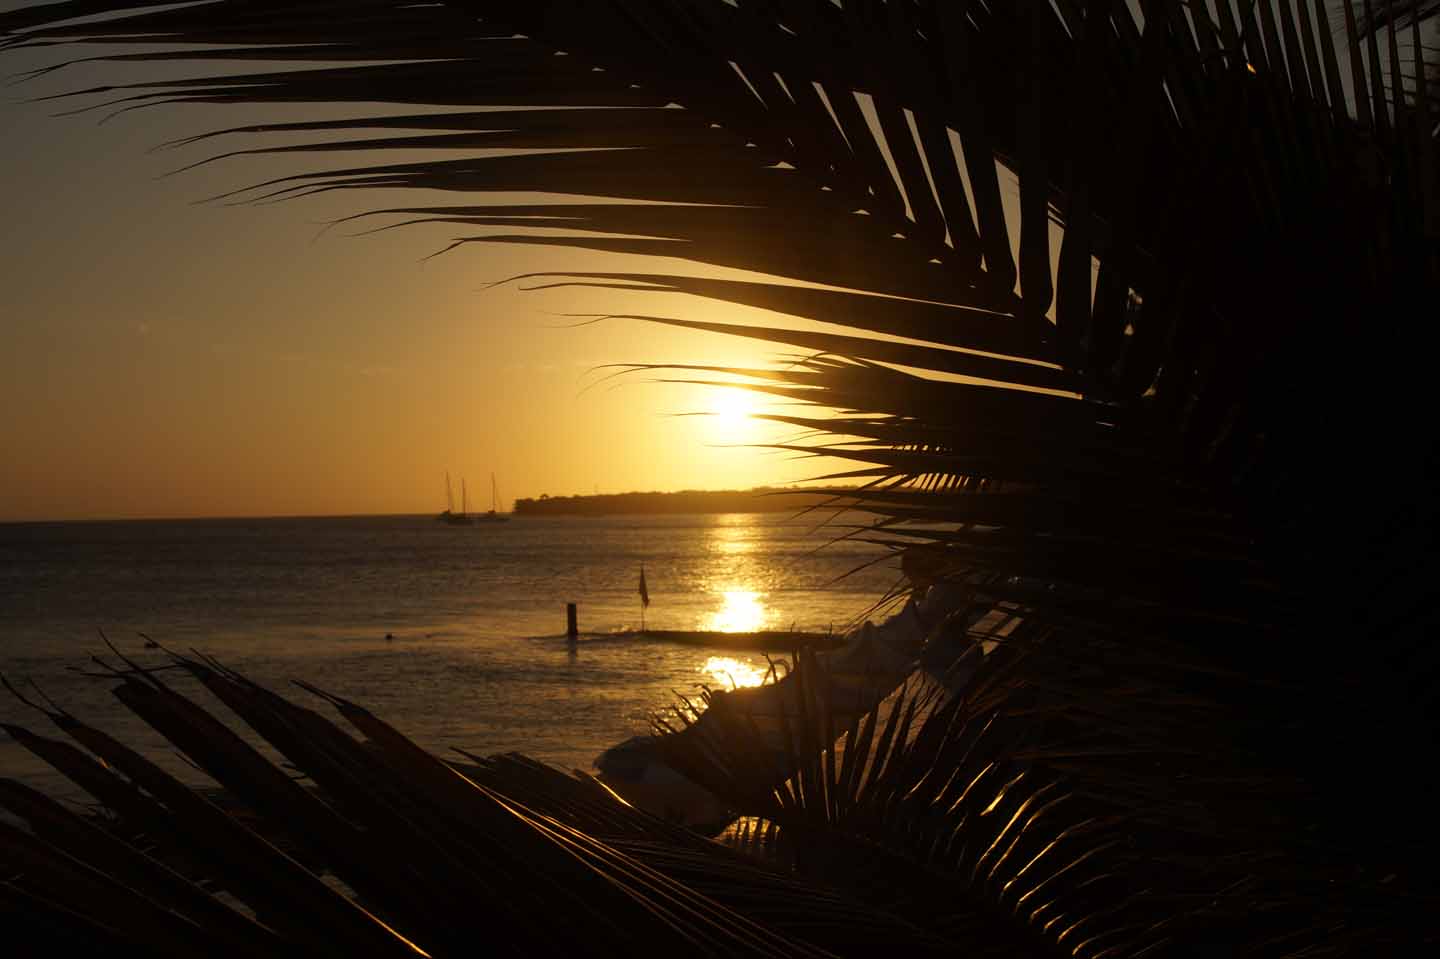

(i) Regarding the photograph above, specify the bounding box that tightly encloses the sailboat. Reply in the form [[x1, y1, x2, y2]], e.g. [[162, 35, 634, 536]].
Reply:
[[477, 472, 510, 523], [437, 472, 474, 526]]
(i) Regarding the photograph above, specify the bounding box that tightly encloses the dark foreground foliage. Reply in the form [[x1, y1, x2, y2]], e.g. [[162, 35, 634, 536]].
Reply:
[[2, 652, 949, 958], [3, 0, 1439, 954]]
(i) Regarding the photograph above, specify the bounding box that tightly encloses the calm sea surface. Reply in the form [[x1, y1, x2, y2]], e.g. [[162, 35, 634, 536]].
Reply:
[[0, 512, 896, 798]]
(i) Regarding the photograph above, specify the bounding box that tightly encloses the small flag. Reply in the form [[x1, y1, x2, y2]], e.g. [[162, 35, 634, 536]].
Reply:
[[639, 565, 650, 608]]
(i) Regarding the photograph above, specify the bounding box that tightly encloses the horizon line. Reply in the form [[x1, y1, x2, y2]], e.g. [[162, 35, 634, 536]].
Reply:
[[0, 484, 857, 525]]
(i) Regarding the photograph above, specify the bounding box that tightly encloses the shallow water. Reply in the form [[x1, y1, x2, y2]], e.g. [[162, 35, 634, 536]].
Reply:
[[0, 512, 897, 799]]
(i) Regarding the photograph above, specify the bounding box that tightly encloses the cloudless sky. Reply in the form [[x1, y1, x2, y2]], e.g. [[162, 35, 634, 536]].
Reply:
[[5, 2, 1401, 521], [0, 27, 849, 521]]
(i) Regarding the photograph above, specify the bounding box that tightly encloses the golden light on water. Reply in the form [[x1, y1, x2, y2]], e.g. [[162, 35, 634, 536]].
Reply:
[[701, 589, 768, 632], [700, 656, 768, 689], [711, 515, 756, 555]]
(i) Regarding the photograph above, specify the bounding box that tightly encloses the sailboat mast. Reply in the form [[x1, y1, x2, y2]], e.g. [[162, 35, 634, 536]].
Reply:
[[491, 472, 498, 513], [461, 478, 468, 517], [445, 472, 455, 512]]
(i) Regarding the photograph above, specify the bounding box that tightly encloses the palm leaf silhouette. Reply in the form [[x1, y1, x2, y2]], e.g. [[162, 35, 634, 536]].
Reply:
[[3, 1, 1438, 955]]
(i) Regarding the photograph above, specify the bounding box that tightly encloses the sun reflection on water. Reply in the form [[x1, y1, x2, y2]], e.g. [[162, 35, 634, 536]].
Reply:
[[701, 656, 768, 689], [710, 520, 755, 556], [701, 589, 768, 632], [708, 524, 754, 552]]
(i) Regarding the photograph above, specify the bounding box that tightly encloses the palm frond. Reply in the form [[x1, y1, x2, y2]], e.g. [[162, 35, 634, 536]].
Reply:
[[4, 0, 1440, 954], [4, 652, 967, 957]]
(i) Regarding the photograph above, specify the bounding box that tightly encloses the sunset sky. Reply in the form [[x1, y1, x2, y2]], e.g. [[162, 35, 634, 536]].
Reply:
[[1, 41, 847, 522]]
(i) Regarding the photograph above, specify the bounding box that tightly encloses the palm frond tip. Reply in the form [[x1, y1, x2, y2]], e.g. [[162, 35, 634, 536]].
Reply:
[[4, 0, 1440, 954]]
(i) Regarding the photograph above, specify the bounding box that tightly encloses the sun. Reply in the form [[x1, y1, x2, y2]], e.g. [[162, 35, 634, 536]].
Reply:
[[707, 387, 756, 439]]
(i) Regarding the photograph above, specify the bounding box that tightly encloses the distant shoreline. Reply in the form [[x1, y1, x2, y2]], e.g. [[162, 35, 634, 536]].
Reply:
[[0, 488, 863, 524], [513, 488, 853, 516]]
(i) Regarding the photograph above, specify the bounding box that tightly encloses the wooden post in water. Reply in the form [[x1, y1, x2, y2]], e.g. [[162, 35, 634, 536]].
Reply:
[[566, 603, 578, 645]]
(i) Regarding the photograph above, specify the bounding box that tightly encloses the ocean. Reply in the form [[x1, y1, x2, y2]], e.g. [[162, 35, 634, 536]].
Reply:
[[0, 512, 898, 799]]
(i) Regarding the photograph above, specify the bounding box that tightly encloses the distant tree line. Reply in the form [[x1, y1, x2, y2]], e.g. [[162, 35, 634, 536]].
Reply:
[[513, 488, 844, 515]]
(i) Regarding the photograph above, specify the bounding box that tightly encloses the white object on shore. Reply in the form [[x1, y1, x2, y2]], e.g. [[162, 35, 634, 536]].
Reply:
[[593, 583, 978, 825]]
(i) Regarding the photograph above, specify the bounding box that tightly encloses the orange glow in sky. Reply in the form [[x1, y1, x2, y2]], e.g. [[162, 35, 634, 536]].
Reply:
[[0, 61, 837, 521]]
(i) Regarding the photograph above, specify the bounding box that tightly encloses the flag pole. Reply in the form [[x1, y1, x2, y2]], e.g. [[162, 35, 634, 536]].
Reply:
[[639, 563, 650, 633]]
